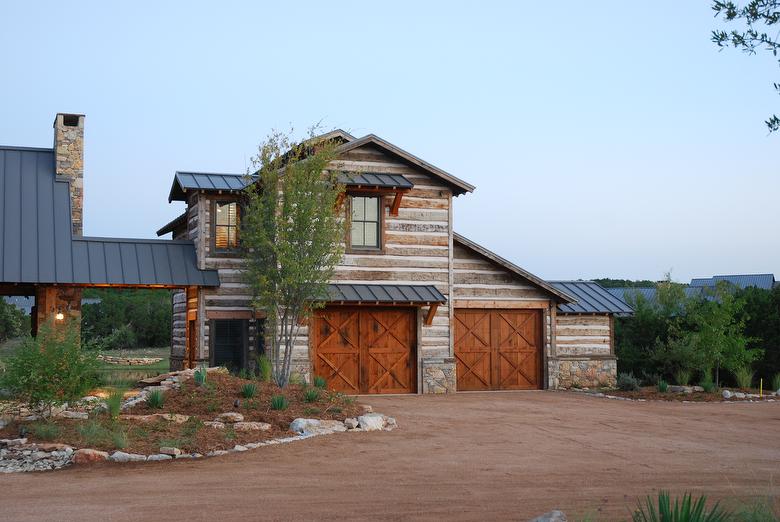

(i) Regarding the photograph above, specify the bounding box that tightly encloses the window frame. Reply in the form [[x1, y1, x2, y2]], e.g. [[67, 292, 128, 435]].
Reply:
[[211, 199, 242, 255], [346, 193, 385, 254]]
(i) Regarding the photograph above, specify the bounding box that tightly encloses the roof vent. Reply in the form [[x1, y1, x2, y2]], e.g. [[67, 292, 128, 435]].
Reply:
[[62, 114, 80, 127]]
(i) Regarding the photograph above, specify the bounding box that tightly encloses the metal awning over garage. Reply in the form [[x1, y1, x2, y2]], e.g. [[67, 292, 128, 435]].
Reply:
[[324, 284, 446, 305]]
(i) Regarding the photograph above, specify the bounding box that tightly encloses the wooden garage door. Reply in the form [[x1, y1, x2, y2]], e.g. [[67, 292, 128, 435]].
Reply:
[[454, 309, 542, 391], [312, 307, 416, 394]]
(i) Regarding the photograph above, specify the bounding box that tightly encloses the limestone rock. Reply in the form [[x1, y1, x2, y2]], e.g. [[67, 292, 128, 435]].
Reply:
[[216, 412, 244, 423], [34, 443, 72, 452], [146, 454, 173, 461], [360, 404, 373, 413], [233, 421, 272, 432], [159, 446, 182, 456], [344, 418, 359, 430], [529, 510, 567, 522], [232, 445, 248, 452], [357, 413, 386, 431], [722, 389, 733, 399], [734, 392, 746, 399], [204, 421, 226, 429], [206, 450, 229, 457], [109, 451, 146, 463], [72, 448, 109, 464], [1, 438, 28, 447], [290, 418, 320, 434], [58, 410, 89, 420], [692, 386, 704, 392]]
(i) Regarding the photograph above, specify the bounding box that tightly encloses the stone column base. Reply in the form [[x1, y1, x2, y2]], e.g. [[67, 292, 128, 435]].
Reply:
[[421, 357, 457, 394], [550, 357, 617, 389]]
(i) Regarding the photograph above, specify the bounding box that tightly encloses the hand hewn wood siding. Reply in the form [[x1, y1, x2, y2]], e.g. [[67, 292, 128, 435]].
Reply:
[[554, 314, 613, 357]]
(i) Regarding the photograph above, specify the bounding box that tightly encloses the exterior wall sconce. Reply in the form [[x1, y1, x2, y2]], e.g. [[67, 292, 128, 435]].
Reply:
[[55, 311, 65, 321]]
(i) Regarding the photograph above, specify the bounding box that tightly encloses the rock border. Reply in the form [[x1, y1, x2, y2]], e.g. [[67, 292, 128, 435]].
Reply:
[[568, 387, 778, 404]]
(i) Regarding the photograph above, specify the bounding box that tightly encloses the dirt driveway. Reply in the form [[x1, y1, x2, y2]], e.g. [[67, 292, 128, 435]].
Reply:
[[1, 392, 778, 521]]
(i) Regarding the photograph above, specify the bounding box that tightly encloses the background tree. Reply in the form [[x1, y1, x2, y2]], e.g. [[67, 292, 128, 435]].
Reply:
[[712, 0, 780, 132], [242, 129, 345, 388], [81, 289, 172, 350], [0, 299, 27, 343]]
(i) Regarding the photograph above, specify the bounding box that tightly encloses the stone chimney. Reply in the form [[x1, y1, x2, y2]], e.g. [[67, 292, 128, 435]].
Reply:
[[53, 113, 85, 236]]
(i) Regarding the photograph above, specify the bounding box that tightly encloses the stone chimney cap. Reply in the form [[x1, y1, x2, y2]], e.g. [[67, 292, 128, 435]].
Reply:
[[53, 113, 85, 127]]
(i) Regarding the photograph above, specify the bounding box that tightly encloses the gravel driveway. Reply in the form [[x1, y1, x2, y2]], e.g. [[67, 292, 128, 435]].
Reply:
[[1, 391, 778, 521]]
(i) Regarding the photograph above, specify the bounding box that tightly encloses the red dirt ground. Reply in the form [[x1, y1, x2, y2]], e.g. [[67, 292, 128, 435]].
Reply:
[[1, 391, 779, 521]]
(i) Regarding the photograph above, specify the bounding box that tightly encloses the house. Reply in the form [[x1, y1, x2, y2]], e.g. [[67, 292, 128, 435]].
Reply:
[[608, 273, 777, 306], [157, 128, 630, 392]]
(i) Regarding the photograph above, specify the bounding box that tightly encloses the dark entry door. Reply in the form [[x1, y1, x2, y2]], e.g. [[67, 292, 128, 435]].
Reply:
[[212, 319, 247, 371]]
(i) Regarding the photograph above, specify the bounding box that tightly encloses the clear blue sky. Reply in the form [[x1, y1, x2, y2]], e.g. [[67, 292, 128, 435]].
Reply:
[[1, 1, 777, 282]]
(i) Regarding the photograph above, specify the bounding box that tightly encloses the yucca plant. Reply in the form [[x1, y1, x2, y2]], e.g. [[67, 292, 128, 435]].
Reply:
[[733, 367, 754, 390], [303, 387, 320, 403], [146, 389, 165, 409], [313, 376, 327, 389], [270, 395, 289, 411], [241, 382, 257, 399], [632, 491, 731, 522], [194, 367, 208, 387], [657, 380, 669, 393]]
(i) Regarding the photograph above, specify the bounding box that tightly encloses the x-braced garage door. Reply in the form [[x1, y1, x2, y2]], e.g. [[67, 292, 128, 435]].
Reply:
[[312, 307, 416, 394], [454, 309, 543, 390]]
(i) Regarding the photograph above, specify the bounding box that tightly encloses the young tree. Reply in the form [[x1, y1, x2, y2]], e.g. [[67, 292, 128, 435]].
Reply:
[[712, 1, 780, 132], [241, 129, 346, 387]]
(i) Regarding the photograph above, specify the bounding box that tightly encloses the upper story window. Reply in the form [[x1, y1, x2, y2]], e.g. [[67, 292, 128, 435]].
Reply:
[[350, 195, 381, 250], [214, 201, 240, 251]]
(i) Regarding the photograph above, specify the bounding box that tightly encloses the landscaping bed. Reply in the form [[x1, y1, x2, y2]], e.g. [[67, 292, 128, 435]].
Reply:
[[576, 385, 778, 402]]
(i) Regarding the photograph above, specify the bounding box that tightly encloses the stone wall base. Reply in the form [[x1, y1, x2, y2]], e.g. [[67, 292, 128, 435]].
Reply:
[[421, 357, 457, 394], [550, 358, 617, 389]]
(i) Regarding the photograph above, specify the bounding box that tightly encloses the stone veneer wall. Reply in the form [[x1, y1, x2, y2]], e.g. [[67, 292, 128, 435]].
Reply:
[[422, 358, 457, 393], [550, 358, 617, 389], [551, 314, 617, 388], [53, 113, 84, 237]]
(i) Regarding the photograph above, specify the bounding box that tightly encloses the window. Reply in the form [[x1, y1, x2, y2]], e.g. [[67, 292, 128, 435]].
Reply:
[[350, 196, 380, 249], [214, 201, 239, 251]]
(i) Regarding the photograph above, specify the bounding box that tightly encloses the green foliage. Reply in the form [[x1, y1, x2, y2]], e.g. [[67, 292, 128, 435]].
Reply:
[[270, 394, 289, 410], [618, 372, 641, 391], [255, 354, 272, 383], [181, 417, 203, 438], [0, 299, 27, 342], [737, 286, 780, 384], [773, 373, 780, 392], [313, 376, 327, 389], [111, 429, 128, 450], [242, 128, 346, 388], [0, 325, 99, 416], [674, 368, 691, 386], [632, 490, 730, 522], [237, 368, 252, 380], [303, 407, 320, 416], [32, 422, 61, 441], [241, 382, 257, 398], [77, 420, 110, 447], [81, 288, 171, 349], [224, 426, 236, 441], [700, 374, 717, 393], [657, 379, 669, 393], [592, 278, 658, 289], [733, 366, 754, 389], [303, 387, 320, 403], [288, 372, 304, 386], [194, 367, 207, 387], [146, 389, 165, 409], [106, 388, 125, 420]]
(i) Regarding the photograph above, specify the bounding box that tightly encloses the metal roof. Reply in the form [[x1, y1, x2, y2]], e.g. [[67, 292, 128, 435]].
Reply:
[[168, 171, 254, 202], [690, 274, 775, 290], [156, 212, 187, 237], [337, 172, 413, 190], [0, 146, 218, 287], [324, 284, 446, 304], [551, 281, 634, 315], [607, 287, 705, 307]]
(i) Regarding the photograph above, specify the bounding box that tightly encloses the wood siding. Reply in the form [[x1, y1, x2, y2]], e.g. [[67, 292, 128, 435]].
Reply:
[[554, 314, 613, 357]]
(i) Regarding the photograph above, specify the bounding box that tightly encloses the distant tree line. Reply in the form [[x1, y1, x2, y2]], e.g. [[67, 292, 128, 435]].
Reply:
[[593, 278, 658, 289]]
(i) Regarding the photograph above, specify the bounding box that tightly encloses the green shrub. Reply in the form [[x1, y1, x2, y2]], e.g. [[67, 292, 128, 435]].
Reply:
[[733, 366, 754, 389], [111, 429, 128, 450], [773, 373, 780, 392], [700, 379, 716, 393], [106, 388, 126, 420], [270, 395, 289, 410], [194, 367, 207, 387], [101, 324, 137, 351], [237, 368, 252, 380], [303, 388, 320, 403], [256, 355, 272, 383], [657, 380, 669, 393], [313, 376, 327, 389], [632, 491, 730, 522], [32, 422, 61, 441], [0, 326, 99, 416], [0, 298, 26, 342], [674, 369, 691, 386], [241, 383, 257, 398], [289, 372, 304, 385], [617, 372, 641, 391], [146, 389, 165, 409]]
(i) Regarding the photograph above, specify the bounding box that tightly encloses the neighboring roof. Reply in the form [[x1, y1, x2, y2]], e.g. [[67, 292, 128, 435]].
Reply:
[[324, 284, 446, 305], [453, 233, 575, 303], [168, 171, 254, 202], [551, 281, 634, 315], [690, 274, 775, 291], [336, 134, 475, 196], [157, 212, 187, 237], [607, 287, 704, 306], [337, 172, 413, 190]]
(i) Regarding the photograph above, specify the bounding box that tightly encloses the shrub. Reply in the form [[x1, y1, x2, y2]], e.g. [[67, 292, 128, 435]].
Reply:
[[313, 376, 327, 389], [617, 372, 641, 391], [303, 388, 320, 403], [674, 368, 691, 386], [106, 388, 126, 420], [657, 380, 669, 393], [101, 324, 137, 351], [146, 389, 165, 409], [0, 326, 99, 416], [241, 383, 257, 399], [194, 367, 207, 387], [270, 395, 289, 411], [632, 491, 730, 522], [700, 379, 716, 393], [237, 368, 252, 380], [289, 372, 304, 385], [256, 355, 272, 383], [733, 366, 754, 389], [773, 373, 780, 392], [32, 422, 61, 441]]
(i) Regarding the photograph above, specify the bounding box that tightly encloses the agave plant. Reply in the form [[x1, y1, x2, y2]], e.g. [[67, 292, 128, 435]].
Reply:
[[632, 491, 731, 522]]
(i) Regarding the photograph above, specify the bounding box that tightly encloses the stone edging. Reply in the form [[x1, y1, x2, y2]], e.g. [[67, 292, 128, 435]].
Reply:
[[96, 355, 164, 366], [568, 388, 779, 404]]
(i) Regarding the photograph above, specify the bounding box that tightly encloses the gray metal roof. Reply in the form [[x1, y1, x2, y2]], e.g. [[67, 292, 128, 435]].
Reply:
[[324, 284, 446, 304], [156, 212, 187, 237], [169, 171, 254, 202], [337, 172, 413, 190], [607, 287, 705, 307], [690, 274, 775, 290], [551, 281, 634, 315], [0, 146, 219, 288]]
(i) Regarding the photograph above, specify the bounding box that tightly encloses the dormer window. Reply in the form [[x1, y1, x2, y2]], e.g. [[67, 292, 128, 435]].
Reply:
[[349, 195, 381, 250], [213, 201, 240, 251]]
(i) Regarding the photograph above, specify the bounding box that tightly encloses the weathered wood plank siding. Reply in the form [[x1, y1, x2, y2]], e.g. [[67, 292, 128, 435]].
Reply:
[[555, 314, 612, 356]]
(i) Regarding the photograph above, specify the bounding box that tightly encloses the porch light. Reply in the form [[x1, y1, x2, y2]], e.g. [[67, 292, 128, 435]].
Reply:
[[55, 311, 65, 321]]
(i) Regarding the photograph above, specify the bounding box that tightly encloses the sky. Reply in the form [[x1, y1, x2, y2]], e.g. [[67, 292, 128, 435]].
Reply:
[[1, 1, 777, 283]]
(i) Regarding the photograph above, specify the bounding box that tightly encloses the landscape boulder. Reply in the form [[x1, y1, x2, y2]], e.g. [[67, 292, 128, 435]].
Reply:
[[204, 421, 226, 429], [344, 418, 359, 430], [234, 421, 272, 432], [722, 389, 733, 399], [72, 448, 109, 464], [109, 451, 146, 463], [216, 412, 244, 423], [159, 446, 182, 457], [146, 454, 173, 461], [357, 413, 386, 431]]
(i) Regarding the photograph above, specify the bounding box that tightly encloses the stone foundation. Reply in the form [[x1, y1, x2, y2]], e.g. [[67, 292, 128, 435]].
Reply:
[[421, 358, 456, 394], [551, 358, 617, 389]]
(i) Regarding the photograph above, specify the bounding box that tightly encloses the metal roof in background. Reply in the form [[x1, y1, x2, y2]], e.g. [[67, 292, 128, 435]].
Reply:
[[324, 284, 446, 304], [337, 172, 414, 190], [551, 281, 634, 315], [607, 287, 705, 307], [690, 274, 775, 290], [168, 171, 254, 202]]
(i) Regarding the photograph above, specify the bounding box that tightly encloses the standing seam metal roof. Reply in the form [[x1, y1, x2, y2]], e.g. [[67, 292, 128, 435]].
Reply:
[[690, 274, 775, 290], [325, 284, 446, 304], [169, 171, 255, 202], [337, 172, 414, 189], [551, 281, 633, 315]]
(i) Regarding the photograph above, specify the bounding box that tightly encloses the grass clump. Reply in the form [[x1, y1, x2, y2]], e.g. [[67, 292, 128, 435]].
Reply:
[[241, 382, 257, 399], [32, 422, 61, 441], [106, 387, 126, 420], [700, 378, 716, 393], [674, 368, 691, 386], [146, 389, 165, 409], [733, 366, 754, 389], [111, 429, 128, 450], [270, 395, 289, 411], [256, 355, 272, 383], [303, 387, 320, 403], [313, 376, 327, 389], [617, 372, 641, 391], [632, 491, 730, 522], [657, 379, 669, 393], [194, 367, 207, 387], [77, 420, 109, 447]]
